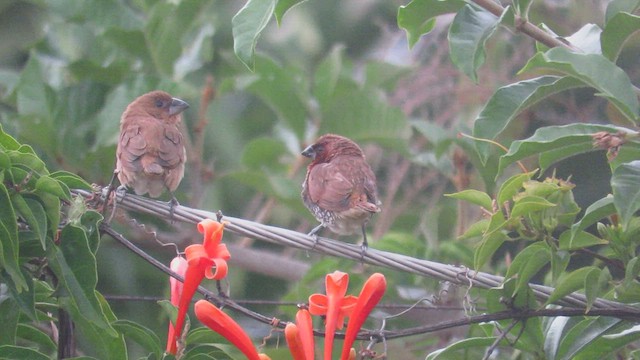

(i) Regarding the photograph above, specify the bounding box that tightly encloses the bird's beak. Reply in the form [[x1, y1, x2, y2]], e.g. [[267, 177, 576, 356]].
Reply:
[[169, 98, 189, 116], [301, 144, 316, 159]]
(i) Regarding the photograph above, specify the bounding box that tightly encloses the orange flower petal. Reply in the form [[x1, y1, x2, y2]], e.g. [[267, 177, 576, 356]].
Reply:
[[166, 256, 188, 354], [308, 294, 328, 315], [295, 309, 315, 360], [285, 323, 306, 360], [339, 273, 386, 360], [194, 300, 261, 360]]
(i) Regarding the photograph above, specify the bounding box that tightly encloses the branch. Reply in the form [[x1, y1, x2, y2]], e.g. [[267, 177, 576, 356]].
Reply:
[[470, 0, 575, 50]]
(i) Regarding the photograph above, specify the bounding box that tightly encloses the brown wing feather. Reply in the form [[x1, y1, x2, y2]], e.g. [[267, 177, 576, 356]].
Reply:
[[307, 156, 379, 213]]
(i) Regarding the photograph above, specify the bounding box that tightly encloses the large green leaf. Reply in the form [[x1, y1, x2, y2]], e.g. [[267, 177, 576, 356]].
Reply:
[[112, 320, 162, 359], [520, 47, 640, 125], [245, 56, 308, 139], [232, 0, 277, 71], [553, 317, 621, 360], [445, 189, 493, 210], [473, 76, 584, 164], [544, 266, 601, 306], [602, 12, 640, 61], [397, 0, 465, 48], [274, 0, 306, 25], [498, 124, 623, 176], [0, 183, 26, 292], [569, 195, 615, 241], [611, 160, 640, 230], [0, 346, 50, 360], [319, 78, 410, 152], [448, 3, 501, 82], [145, 0, 209, 75], [426, 337, 497, 359], [11, 194, 47, 249], [47, 225, 114, 333], [0, 290, 20, 345], [605, 0, 640, 24], [505, 242, 551, 296]]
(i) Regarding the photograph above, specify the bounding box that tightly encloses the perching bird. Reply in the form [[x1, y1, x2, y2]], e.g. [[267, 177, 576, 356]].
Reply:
[[116, 91, 189, 203], [301, 134, 381, 250]]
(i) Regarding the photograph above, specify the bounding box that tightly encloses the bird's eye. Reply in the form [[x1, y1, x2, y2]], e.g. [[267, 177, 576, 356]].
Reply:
[[155, 99, 164, 108]]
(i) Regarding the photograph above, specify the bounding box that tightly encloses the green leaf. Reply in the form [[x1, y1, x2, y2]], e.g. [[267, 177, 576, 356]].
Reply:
[[319, 78, 410, 152], [538, 141, 597, 175], [49, 171, 92, 191], [245, 56, 308, 138], [232, 0, 277, 71], [426, 337, 497, 359], [241, 137, 288, 171], [605, 0, 640, 24], [397, 0, 465, 48], [505, 242, 551, 295], [0, 124, 21, 151], [510, 195, 556, 218], [274, 0, 306, 25], [448, 3, 501, 82], [612, 161, 640, 230], [145, 0, 209, 75], [555, 317, 621, 360], [16, 324, 57, 353], [519, 47, 640, 125], [113, 320, 163, 359], [11, 194, 47, 249], [474, 223, 507, 270], [8, 150, 48, 176], [15, 56, 51, 120], [473, 76, 584, 164], [602, 12, 640, 61], [0, 183, 26, 291], [545, 266, 601, 306], [496, 170, 537, 205], [498, 124, 623, 176], [445, 189, 493, 210], [313, 45, 345, 108], [569, 195, 615, 240], [458, 218, 489, 240], [514, 0, 534, 18], [0, 346, 50, 360], [35, 175, 70, 201], [0, 294, 19, 345], [46, 225, 114, 333], [559, 230, 608, 251]]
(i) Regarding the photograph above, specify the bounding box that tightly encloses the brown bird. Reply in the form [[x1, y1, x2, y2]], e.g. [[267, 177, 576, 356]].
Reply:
[[301, 134, 381, 251], [116, 91, 189, 204]]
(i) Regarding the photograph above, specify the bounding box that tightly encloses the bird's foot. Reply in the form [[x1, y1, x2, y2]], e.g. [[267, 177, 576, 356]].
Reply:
[[359, 241, 369, 262], [307, 224, 324, 251], [168, 196, 179, 224]]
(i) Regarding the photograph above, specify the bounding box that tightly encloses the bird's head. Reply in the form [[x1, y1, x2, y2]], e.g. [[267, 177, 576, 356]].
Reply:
[[302, 134, 364, 163], [127, 91, 189, 123]]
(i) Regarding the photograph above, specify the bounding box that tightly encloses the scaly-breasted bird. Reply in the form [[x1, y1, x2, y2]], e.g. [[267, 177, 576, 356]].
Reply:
[[301, 134, 381, 250], [116, 91, 189, 202]]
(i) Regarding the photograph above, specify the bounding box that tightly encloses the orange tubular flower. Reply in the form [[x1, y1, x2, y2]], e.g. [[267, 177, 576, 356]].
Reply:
[[166, 256, 189, 353], [309, 271, 358, 360], [285, 323, 305, 360], [194, 300, 262, 360], [339, 273, 387, 360], [296, 309, 315, 360], [168, 220, 230, 354], [285, 309, 316, 360]]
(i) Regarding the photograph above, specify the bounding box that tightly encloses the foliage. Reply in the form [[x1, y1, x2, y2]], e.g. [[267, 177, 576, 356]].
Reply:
[[1, 0, 640, 359]]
